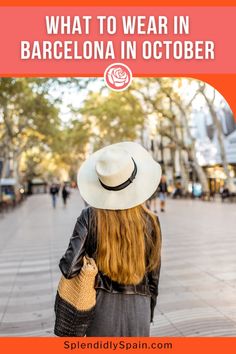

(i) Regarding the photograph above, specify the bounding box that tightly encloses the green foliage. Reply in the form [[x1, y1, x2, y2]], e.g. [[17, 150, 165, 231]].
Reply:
[[0, 78, 62, 182], [80, 89, 145, 149], [0, 78, 60, 153], [55, 119, 91, 180]]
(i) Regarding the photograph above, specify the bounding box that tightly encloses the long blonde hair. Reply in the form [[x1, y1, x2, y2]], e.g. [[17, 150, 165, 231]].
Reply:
[[94, 204, 161, 285]]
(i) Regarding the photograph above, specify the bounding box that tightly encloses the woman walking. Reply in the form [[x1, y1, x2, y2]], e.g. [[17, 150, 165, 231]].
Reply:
[[59, 142, 162, 337], [62, 183, 70, 207], [158, 175, 168, 212]]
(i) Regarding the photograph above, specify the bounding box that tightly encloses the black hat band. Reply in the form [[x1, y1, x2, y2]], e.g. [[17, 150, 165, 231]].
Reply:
[[99, 158, 137, 192]]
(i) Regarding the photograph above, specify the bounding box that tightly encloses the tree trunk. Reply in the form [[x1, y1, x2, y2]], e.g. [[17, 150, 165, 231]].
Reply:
[[170, 147, 176, 183], [171, 117, 190, 192], [179, 150, 190, 192], [188, 145, 209, 194], [179, 113, 210, 194], [178, 123, 190, 192], [200, 90, 234, 191], [163, 89, 209, 195]]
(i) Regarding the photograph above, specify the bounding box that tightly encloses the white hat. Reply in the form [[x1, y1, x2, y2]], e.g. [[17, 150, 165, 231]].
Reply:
[[77, 142, 162, 210]]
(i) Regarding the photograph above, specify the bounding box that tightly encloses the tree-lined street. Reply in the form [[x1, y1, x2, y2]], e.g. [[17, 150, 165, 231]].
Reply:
[[0, 192, 236, 337], [1, 78, 236, 208]]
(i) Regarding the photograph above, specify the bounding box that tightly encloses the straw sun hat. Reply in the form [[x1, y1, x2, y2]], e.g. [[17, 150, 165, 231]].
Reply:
[[77, 141, 162, 210]]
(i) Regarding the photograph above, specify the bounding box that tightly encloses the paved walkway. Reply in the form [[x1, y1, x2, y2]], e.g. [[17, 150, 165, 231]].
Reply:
[[0, 192, 236, 337]]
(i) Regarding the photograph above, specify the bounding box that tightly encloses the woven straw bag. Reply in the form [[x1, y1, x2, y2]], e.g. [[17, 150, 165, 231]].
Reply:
[[54, 256, 98, 337]]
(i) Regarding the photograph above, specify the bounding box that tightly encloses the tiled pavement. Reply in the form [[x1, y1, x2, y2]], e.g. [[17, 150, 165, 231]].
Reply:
[[0, 192, 236, 337]]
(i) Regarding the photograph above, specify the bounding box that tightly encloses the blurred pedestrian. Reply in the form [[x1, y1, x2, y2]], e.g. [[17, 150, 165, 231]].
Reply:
[[221, 186, 230, 202], [158, 175, 168, 212], [62, 183, 70, 207], [173, 181, 183, 199], [50, 183, 59, 209]]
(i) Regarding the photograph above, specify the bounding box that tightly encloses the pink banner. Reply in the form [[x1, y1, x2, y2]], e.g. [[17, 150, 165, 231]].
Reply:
[[0, 6, 235, 75]]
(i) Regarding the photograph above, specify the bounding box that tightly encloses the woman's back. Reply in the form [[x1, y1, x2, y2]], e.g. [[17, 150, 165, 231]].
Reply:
[[94, 204, 161, 285]]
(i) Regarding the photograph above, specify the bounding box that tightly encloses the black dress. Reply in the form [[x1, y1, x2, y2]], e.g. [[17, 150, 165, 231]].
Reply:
[[86, 290, 151, 337]]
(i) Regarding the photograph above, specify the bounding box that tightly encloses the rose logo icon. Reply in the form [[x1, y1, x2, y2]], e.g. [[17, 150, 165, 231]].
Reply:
[[104, 63, 132, 91]]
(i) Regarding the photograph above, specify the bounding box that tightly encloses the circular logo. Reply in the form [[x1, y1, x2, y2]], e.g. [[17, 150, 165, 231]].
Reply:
[[104, 63, 132, 91]]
